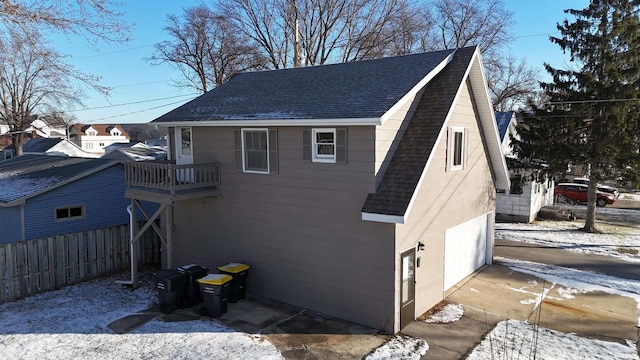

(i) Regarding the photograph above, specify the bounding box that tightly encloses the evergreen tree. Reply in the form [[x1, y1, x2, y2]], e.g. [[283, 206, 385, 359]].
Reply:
[[514, 0, 640, 232]]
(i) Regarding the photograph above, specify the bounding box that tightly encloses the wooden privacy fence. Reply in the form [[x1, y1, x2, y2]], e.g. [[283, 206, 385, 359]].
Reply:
[[0, 223, 161, 303]]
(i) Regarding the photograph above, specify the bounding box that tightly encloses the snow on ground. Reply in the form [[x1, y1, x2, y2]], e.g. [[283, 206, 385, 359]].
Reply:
[[496, 220, 640, 262], [0, 274, 283, 360], [496, 257, 640, 324], [467, 320, 638, 360], [364, 334, 428, 360], [620, 193, 640, 202], [423, 303, 463, 324], [464, 259, 640, 359]]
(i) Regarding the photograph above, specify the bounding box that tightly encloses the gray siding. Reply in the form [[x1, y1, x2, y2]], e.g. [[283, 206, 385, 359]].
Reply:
[[0, 206, 22, 243], [172, 126, 397, 331], [395, 82, 495, 331]]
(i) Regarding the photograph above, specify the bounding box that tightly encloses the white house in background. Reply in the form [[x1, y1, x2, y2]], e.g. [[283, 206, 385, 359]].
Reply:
[[495, 112, 554, 223], [69, 124, 130, 155], [24, 118, 68, 138], [0, 120, 9, 136]]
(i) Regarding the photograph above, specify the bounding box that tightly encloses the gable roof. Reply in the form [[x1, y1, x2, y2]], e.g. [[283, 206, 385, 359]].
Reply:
[[101, 144, 167, 162], [152, 49, 456, 126], [22, 138, 63, 152], [361, 47, 510, 223], [0, 154, 119, 206], [495, 111, 514, 142], [71, 124, 130, 138]]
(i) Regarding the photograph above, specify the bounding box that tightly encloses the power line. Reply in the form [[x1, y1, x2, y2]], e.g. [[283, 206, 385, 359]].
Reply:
[[70, 93, 199, 112], [69, 44, 156, 60], [86, 98, 194, 123], [548, 98, 640, 105]]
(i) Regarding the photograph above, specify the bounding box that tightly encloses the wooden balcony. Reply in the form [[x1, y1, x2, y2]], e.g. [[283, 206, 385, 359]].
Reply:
[[124, 161, 221, 204]]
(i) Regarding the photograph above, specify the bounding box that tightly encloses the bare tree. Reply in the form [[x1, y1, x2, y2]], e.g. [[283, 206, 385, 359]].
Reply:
[[0, 30, 106, 155], [0, 0, 130, 45], [426, 0, 513, 57], [420, 0, 539, 111], [487, 55, 539, 111], [218, 0, 292, 69], [151, 5, 266, 94], [217, 0, 417, 68], [0, 0, 129, 154], [339, 0, 417, 61]]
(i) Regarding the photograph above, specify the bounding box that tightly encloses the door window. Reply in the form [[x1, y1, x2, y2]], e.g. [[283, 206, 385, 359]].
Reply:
[[180, 128, 192, 155], [401, 252, 415, 305]]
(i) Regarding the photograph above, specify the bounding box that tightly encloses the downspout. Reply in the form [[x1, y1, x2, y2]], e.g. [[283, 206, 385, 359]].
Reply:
[[116, 204, 138, 287]]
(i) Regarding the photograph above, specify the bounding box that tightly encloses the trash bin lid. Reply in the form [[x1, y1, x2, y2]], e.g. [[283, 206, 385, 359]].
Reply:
[[178, 264, 209, 273], [217, 263, 250, 273], [178, 264, 199, 270], [197, 274, 232, 285]]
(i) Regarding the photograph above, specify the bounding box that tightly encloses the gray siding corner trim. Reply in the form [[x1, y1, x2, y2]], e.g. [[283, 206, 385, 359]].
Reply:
[[380, 51, 455, 125], [361, 211, 405, 224], [152, 117, 382, 128]]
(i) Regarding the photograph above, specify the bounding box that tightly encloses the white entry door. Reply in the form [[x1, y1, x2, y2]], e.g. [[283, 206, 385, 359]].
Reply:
[[444, 213, 491, 290], [175, 127, 193, 182]]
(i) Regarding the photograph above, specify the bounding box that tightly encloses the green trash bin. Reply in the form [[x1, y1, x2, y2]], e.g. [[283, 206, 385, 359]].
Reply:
[[217, 263, 250, 303], [197, 274, 232, 318]]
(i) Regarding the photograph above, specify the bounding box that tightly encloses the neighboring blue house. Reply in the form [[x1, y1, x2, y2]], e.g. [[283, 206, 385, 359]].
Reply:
[[0, 154, 132, 243]]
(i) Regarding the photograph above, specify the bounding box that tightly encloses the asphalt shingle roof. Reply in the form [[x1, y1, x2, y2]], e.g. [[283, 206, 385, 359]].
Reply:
[[22, 138, 63, 153], [361, 46, 477, 217], [153, 49, 456, 123], [495, 111, 513, 142], [0, 154, 117, 204]]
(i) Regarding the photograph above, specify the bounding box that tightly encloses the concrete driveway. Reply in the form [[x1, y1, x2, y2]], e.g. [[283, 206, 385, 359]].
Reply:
[[109, 262, 638, 360], [404, 264, 639, 359]]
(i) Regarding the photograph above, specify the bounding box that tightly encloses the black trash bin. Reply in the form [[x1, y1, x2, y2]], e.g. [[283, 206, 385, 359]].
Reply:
[[177, 264, 209, 306], [216, 263, 250, 303], [154, 269, 188, 314], [197, 274, 232, 318]]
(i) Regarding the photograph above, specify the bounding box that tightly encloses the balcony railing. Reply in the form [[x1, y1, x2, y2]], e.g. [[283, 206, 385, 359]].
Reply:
[[125, 161, 220, 195]]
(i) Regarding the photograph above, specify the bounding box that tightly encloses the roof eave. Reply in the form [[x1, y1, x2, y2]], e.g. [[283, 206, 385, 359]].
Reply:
[[152, 117, 382, 127], [361, 212, 406, 224]]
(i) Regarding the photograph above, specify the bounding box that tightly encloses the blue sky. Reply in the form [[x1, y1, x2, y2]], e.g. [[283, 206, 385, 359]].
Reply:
[[54, 0, 589, 124]]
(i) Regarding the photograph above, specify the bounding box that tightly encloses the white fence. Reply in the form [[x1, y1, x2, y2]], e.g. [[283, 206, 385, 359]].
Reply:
[[0, 224, 160, 303]]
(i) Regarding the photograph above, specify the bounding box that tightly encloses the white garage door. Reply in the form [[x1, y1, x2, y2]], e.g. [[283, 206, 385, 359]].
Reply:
[[444, 213, 491, 290]]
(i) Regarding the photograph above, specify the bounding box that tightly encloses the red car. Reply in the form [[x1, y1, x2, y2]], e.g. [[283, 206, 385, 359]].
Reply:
[[554, 183, 616, 207]]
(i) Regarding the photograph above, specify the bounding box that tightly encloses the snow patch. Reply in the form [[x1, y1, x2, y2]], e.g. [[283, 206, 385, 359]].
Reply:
[[0, 274, 283, 359], [496, 221, 640, 262], [467, 320, 638, 360], [520, 298, 536, 305], [423, 304, 463, 324], [365, 334, 428, 360], [0, 175, 60, 202], [558, 287, 584, 299], [497, 257, 640, 325]]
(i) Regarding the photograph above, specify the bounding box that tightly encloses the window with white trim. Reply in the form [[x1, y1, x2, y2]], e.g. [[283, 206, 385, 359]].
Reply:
[[242, 128, 269, 173], [312, 128, 336, 163], [448, 126, 466, 171], [235, 128, 277, 174], [55, 205, 84, 222]]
